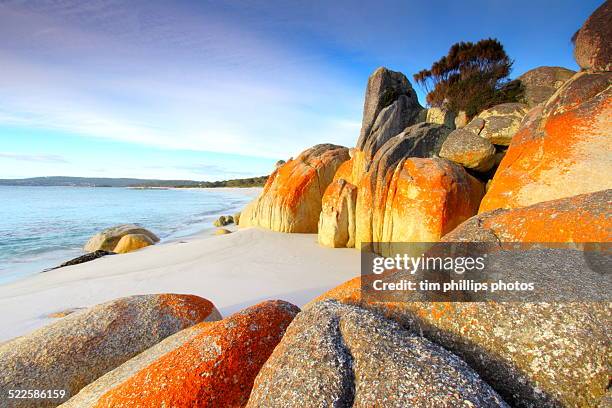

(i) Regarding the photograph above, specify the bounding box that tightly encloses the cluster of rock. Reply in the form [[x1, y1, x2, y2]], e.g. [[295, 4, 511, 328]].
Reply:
[[2, 3, 610, 407], [236, 3, 611, 407]]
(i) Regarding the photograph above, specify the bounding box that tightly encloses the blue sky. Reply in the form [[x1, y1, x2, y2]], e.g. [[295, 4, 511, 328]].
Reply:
[[0, 0, 601, 180]]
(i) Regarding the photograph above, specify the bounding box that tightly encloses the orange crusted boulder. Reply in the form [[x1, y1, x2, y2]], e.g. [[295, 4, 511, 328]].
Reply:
[[0, 294, 221, 407], [445, 189, 612, 243], [239, 144, 349, 233], [356, 156, 484, 251], [317, 178, 357, 248], [63, 300, 299, 408], [480, 70, 612, 213]]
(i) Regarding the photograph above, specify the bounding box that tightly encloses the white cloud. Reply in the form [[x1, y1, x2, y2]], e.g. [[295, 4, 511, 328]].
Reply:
[[0, 1, 365, 164], [0, 152, 68, 163]]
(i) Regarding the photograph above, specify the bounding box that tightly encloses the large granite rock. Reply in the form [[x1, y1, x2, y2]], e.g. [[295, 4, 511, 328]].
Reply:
[[0, 294, 221, 407], [84, 224, 159, 252], [318, 178, 357, 248], [356, 67, 424, 156], [112, 233, 154, 254], [446, 189, 612, 243], [480, 71, 612, 212], [358, 94, 425, 157], [439, 128, 497, 172], [355, 156, 484, 252], [573, 0, 611, 72], [248, 300, 508, 408], [474, 102, 529, 145], [239, 144, 349, 233], [518, 66, 576, 107], [313, 188, 612, 407], [63, 300, 299, 408]]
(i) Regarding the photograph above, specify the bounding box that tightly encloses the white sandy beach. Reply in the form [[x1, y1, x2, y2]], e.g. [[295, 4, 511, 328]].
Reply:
[[0, 227, 360, 342]]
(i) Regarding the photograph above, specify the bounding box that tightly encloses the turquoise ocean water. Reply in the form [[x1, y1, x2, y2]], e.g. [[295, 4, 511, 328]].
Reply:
[[0, 186, 255, 284]]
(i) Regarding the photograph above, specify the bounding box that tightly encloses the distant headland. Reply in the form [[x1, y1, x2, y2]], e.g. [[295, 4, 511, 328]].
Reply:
[[0, 175, 268, 188]]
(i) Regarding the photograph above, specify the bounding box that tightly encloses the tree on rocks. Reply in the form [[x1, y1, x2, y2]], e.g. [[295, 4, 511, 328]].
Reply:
[[414, 38, 521, 117]]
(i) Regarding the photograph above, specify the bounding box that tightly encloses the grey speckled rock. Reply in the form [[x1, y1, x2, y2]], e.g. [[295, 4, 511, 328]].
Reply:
[[518, 66, 575, 107], [0, 294, 221, 407], [474, 102, 529, 145], [247, 300, 508, 408], [357, 67, 423, 156], [439, 128, 496, 172], [83, 224, 159, 252]]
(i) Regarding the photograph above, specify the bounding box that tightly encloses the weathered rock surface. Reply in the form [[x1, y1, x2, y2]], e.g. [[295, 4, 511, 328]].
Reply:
[[518, 66, 576, 107], [318, 178, 357, 248], [84, 224, 159, 252], [573, 0, 611, 71], [113, 233, 154, 254], [239, 144, 349, 232], [247, 300, 508, 408], [356, 156, 484, 251], [214, 228, 232, 235], [357, 67, 423, 156], [314, 187, 612, 407], [45, 250, 115, 271], [439, 128, 497, 172], [475, 102, 529, 145], [425, 106, 456, 128], [446, 189, 612, 243], [64, 300, 299, 408], [0, 294, 221, 407], [315, 277, 610, 408], [480, 71, 612, 212], [358, 93, 424, 158], [455, 110, 468, 128]]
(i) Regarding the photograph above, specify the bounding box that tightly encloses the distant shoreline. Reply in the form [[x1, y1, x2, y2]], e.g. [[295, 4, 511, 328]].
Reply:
[[0, 175, 268, 188]]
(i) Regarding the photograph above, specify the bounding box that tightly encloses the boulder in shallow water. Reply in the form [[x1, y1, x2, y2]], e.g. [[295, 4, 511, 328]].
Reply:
[[247, 300, 508, 408], [113, 233, 154, 254], [84, 224, 159, 252], [0, 294, 221, 407], [63, 300, 299, 408], [239, 144, 349, 233]]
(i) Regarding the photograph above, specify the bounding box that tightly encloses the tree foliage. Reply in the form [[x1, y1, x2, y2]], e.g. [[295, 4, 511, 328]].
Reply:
[[414, 38, 521, 117]]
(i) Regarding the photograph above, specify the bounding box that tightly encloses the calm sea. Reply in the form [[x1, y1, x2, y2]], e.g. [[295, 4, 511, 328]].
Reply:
[[0, 186, 257, 284]]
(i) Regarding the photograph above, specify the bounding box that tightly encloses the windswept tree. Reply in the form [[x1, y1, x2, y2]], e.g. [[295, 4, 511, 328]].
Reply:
[[414, 38, 520, 117]]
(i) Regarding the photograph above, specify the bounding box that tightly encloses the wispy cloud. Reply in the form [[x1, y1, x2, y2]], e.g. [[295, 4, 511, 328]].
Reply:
[[0, 0, 364, 161], [0, 152, 68, 163]]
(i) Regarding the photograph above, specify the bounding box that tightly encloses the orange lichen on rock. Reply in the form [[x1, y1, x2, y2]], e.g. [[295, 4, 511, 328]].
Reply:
[[239, 144, 349, 232], [355, 157, 484, 252], [317, 178, 358, 247], [90, 300, 299, 408], [158, 294, 222, 324], [480, 71, 612, 213], [446, 189, 612, 243]]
